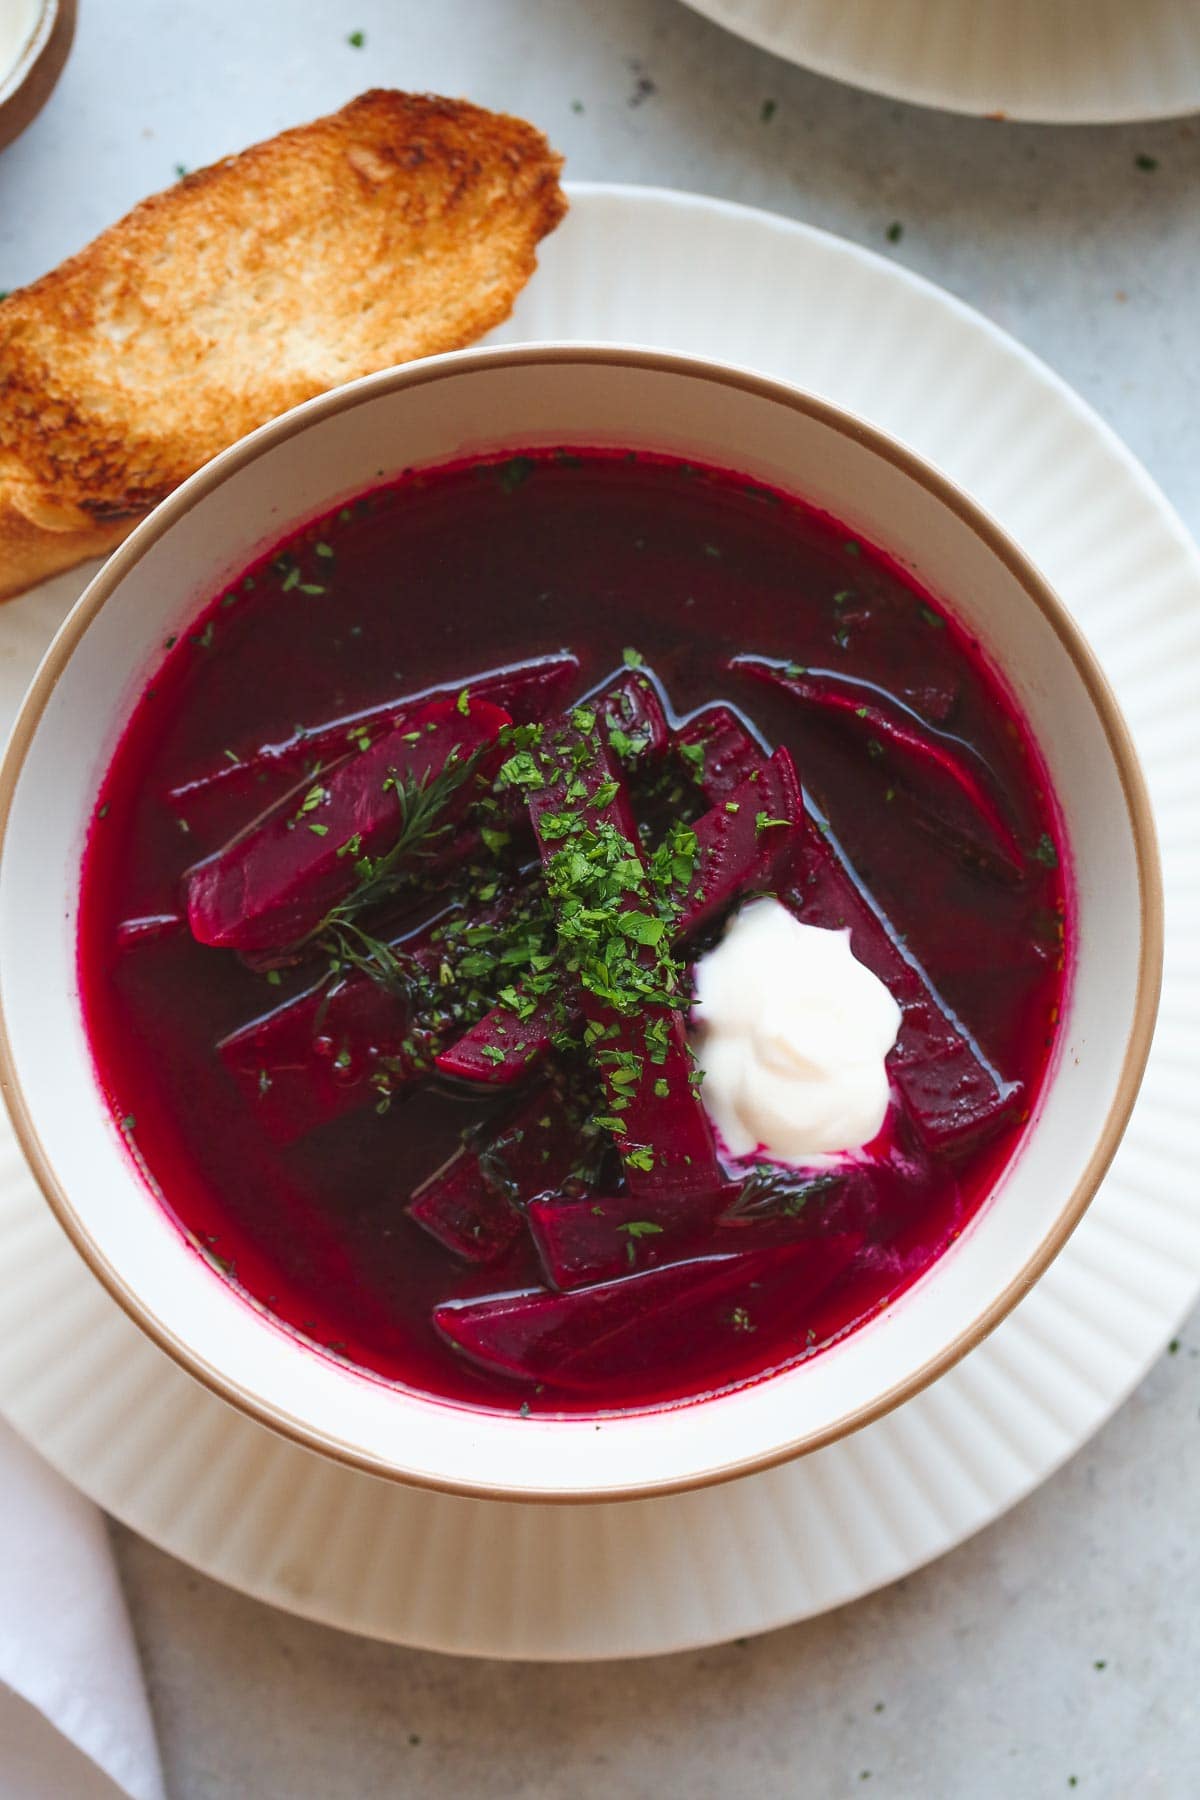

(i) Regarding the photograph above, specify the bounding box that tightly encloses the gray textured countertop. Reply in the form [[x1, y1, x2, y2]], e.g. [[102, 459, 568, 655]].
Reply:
[[4, 2, 1199, 1794]]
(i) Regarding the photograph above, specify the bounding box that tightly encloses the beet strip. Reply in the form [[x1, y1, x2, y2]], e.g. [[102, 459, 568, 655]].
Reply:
[[434, 747, 802, 1086], [529, 1152, 877, 1291], [522, 713, 722, 1197], [587, 667, 670, 764], [434, 1239, 861, 1392], [528, 1120, 930, 1291], [675, 704, 767, 802], [217, 890, 534, 1145], [678, 706, 1016, 1151], [675, 746, 802, 937], [165, 654, 580, 813], [528, 1183, 740, 1290], [406, 1088, 583, 1263], [789, 802, 1017, 1150], [219, 976, 437, 1147], [186, 696, 510, 954], [733, 657, 1024, 874]]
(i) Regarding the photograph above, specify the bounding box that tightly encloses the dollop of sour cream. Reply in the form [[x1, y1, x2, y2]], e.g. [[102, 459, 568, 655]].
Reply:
[[691, 897, 901, 1164]]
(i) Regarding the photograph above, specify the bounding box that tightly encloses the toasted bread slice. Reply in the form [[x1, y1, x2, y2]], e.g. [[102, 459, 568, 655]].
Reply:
[[0, 90, 566, 600]]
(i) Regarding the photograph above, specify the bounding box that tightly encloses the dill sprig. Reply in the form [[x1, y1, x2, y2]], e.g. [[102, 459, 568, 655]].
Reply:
[[317, 916, 415, 998], [307, 745, 486, 990], [723, 1165, 842, 1221]]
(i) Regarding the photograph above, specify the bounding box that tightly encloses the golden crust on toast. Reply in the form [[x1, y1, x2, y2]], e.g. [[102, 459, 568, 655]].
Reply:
[[0, 90, 567, 599]]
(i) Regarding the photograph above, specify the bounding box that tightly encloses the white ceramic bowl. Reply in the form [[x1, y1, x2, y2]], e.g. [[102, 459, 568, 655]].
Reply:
[[0, 346, 1162, 1502]]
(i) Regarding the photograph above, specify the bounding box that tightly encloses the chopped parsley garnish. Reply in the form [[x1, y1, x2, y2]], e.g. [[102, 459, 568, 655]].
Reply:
[[617, 1218, 663, 1261], [498, 749, 546, 791], [1032, 833, 1059, 869]]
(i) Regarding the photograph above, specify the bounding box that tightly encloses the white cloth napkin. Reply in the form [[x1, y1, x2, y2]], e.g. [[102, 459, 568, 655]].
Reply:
[[0, 1420, 164, 1800]]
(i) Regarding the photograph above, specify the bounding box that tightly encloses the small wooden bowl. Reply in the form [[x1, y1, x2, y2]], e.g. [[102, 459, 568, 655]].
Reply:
[[0, 0, 76, 155]]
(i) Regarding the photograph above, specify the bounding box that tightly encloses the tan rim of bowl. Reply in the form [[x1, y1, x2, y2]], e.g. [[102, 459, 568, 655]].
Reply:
[[0, 345, 1166, 1503], [0, 0, 76, 155]]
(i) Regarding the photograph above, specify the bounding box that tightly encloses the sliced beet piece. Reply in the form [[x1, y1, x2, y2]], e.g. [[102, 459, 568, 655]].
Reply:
[[186, 696, 511, 954], [593, 668, 670, 765], [407, 1088, 584, 1263], [407, 1150, 524, 1265], [672, 746, 802, 936], [532, 1134, 920, 1292], [220, 975, 434, 1146], [434, 750, 801, 1088], [434, 1238, 861, 1392], [219, 878, 548, 1142], [675, 705, 766, 803], [592, 1010, 723, 1200], [788, 807, 1017, 1151], [115, 911, 185, 952], [528, 1182, 740, 1290], [715, 1118, 934, 1249], [165, 654, 580, 816], [680, 699, 1014, 1151], [524, 712, 723, 1198], [733, 657, 1025, 876], [435, 988, 560, 1085], [217, 901, 469, 1144]]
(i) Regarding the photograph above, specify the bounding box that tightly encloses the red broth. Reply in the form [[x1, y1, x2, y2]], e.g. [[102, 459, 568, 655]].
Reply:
[[78, 451, 1069, 1415]]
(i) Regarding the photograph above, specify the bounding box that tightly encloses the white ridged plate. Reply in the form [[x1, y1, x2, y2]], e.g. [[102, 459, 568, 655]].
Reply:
[[679, 0, 1200, 123], [1, 184, 1197, 1659]]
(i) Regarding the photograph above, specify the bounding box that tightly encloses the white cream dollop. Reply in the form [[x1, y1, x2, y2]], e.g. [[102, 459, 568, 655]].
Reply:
[[690, 897, 901, 1164]]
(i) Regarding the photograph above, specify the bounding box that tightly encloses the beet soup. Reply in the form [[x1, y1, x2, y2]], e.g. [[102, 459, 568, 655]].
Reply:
[[78, 451, 1069, 1416]]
